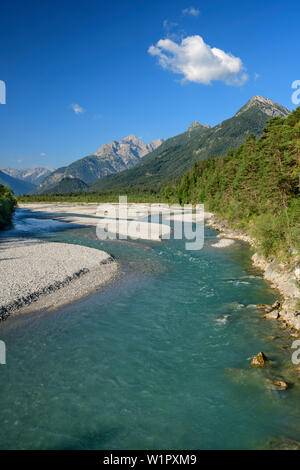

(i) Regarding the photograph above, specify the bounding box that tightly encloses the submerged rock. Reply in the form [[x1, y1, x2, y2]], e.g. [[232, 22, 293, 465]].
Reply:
[[272, 380, 288, 390], [251, 352, 269, 367], [256, 304, 271, 309], [265, 377, 289, 391], [264, 436, 300, 450]]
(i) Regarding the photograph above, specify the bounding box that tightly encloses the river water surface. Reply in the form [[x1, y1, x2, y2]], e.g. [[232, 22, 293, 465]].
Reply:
[[0, 209, 299, 450]]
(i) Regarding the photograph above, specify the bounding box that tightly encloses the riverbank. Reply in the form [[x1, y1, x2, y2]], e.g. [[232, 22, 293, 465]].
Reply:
[[0, 237, 118, 319], [206, 213, 300, 330]]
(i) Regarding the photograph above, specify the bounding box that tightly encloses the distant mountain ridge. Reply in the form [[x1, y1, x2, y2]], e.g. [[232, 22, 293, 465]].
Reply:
[[1, 167, 54, 185], [35, 135, 163, 194], [91, 96, 290, 191], [0, 170, 36, 195]]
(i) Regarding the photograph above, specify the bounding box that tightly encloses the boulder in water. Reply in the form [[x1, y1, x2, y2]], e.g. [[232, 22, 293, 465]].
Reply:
[[251, 352, 269, 367]]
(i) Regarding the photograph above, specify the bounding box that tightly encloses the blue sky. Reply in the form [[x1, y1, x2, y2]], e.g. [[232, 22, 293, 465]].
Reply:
[[0, 0, 299, 169]]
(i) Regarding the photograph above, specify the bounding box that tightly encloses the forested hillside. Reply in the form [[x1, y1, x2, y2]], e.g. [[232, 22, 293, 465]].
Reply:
[[0, 184, 17, 229], [170, 108, 300, 258], [46, 177, 89, 194]]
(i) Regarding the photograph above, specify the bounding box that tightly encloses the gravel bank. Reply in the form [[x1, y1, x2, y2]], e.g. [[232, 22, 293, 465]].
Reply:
[[18, 204, 172, 241], [211, 238, 235, 248], [0, 238, 118, 319]]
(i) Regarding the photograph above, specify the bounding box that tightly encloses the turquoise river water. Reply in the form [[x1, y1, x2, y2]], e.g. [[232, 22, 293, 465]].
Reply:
[[0, 209, 299, 450]]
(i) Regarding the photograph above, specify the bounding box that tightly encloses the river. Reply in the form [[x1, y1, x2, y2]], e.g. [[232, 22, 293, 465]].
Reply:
[[0, 209, 299, 450]]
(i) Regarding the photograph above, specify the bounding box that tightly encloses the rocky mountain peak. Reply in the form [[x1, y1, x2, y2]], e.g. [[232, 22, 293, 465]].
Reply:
[[149, 138, 164, 149], [121, 134, 141, 144], [94, 135, 163, 159], [36, 133, 164, 194], [236, 95, 290, 118], [188, 121, 211, 132]]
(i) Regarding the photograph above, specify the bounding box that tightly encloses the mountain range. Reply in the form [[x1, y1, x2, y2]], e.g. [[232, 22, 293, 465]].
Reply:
[[2, 96, 290, 196], [1, 167, 54, 186], [90, 96, 290, 192], [35, 136, 164, 194]]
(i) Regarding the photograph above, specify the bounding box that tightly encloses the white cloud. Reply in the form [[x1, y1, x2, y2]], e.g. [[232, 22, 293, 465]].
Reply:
[[71, 103, 85, 114], [148, 35, 248, 86], [40, 152, 47, 157], [182, 7, 200, 17], [254, 72, 260, 81]]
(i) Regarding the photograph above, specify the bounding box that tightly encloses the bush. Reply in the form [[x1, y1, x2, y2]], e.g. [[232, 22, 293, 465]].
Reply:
[[251, 213, 287, 257], [0, 184, 17, 229]]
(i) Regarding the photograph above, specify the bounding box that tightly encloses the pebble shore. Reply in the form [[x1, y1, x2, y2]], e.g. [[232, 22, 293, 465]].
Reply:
[[0, 237, 118, 319]]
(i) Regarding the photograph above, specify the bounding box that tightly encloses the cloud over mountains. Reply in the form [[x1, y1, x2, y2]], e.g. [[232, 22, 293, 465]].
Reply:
[[148, 35, 248, 86]]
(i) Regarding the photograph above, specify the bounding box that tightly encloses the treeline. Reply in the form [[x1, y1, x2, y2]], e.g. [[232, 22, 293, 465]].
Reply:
[[17, 187, 165, 204], [165, 107, 300, 258], [0, 184, 17, 229]]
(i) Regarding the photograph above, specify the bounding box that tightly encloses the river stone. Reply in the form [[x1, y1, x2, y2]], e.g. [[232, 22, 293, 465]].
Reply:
[[264, 307, 273, 313], [272, 380, 288, 390], [251, 352, 269, 367], [291, 332, 299, 338], [272, 300, 281, 309], [264, 309, 280, 320], [265, 335, 279, 341], [256, 304, 271, 309]]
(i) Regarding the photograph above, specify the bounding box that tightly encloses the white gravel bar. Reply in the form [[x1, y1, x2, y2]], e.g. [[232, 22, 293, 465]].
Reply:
[[19, 203, 172, 241], [211, 238, 235, 248], [0, 238, 118, 319], [19, 203, 180, 218]]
